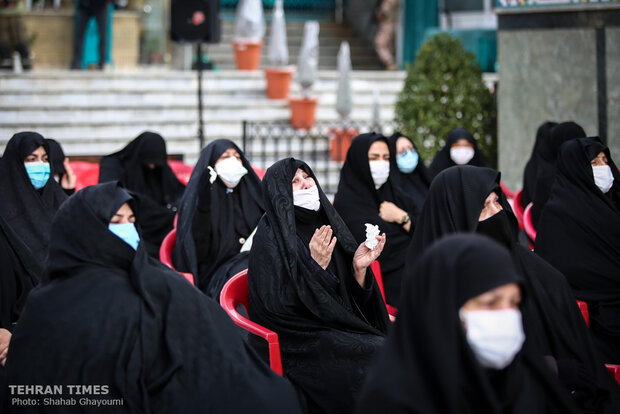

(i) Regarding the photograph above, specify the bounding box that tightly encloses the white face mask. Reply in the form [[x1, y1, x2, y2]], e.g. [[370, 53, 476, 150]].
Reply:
[[459, 308, 525, 370], [214, 156, 248, 188], [293, 185, 321, 211], [369, 160, 390, 189], [592, 165, 614, 194], [450, 146, 475, 165]]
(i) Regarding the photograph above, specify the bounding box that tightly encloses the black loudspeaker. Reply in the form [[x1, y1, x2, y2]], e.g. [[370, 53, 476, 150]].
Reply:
[[170, 0, 221, 43]]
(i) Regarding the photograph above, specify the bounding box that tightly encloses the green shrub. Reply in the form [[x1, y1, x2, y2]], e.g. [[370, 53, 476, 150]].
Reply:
[[395, 33, 497, 167]]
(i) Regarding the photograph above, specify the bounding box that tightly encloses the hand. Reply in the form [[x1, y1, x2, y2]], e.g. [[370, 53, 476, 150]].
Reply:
[[379, 201, 406, 224], [60, 157, 77, 190], [0, 328, 11, 367], [352, 233, 387, 286], [309, 225, 337, 270]]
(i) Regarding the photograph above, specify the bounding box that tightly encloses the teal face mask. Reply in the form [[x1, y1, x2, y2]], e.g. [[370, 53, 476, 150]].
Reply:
[[396, 150, 419, 173], [24, 161, 51, 190], [108, 223, 140, 250]]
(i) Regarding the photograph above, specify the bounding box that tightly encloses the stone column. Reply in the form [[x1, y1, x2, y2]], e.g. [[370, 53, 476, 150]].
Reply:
[[496, 6, 620, 190]]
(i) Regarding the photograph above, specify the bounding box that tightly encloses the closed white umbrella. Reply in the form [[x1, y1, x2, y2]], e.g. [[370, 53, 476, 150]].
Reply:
[[234, 0, 265, 42], [336, 41, 352, 121], [267, 0, 288, 67], [297, 21, 320, 97]]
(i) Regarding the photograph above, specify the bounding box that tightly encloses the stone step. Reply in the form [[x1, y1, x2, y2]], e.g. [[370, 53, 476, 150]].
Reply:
[[211, 18, 383, 70], [207, 44, 380, 57], [0, 106, 395, 131], [0, 92, 396, 111], [0, 68, 402, 164], [0, 70, 405, 91]]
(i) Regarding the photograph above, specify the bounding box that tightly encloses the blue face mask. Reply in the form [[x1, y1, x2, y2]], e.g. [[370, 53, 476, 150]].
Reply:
[[24, 161, 50, 190], [396, 149, 419, 173], [108, 223, 140, 250]]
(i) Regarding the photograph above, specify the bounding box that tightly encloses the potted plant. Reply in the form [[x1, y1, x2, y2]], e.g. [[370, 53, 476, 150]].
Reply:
[[264, 0, 295, 99], [233, 0, 265, 70], [290, 21, 319, 129], [329, 41, 357, 161], [395, 33, 496, 166]]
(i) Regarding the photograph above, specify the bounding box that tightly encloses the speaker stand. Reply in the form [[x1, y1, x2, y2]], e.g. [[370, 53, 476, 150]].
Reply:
[[196, 42, 206, 152]]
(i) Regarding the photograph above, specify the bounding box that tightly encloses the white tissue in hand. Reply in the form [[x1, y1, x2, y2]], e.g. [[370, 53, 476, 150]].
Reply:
[[364, 223, 380, 249]]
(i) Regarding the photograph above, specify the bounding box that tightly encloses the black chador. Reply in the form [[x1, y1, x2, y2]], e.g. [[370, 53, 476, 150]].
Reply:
[[0, 131, 67, 266], [173, 139, 264, 297], [99, 131, 186, 256], [536, 137, 620, 364], [5, 182, 302, 414], [249, 158, 389, 414], [404, 165, 620, 412], [357, 234, 580, 414]]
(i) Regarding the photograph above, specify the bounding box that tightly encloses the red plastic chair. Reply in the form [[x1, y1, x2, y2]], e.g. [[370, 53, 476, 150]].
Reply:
[[370, 261, 398, 318], [523, 202, 536, 247], [605, 364, 620, 385], [513, 189, 525, 230], [220, 269, 283, 376], [168, 160, 193, 186], [70, 161, 100, 191], [251, 165, 266, 180], [500, 181, 515, 200], [576, 300, 589, 328], [159, 228, 195, 285]]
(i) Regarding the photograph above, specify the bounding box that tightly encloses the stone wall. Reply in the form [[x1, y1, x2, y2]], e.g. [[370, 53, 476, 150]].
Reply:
[[22, 10, 140, 69], [497, 9, 620, 190]]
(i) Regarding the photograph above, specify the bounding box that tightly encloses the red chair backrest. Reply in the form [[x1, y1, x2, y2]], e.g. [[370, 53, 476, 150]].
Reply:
[[523, 202, 536, 246], [70, 161, 100, 191], [513, 189, 525, 229], [576, 300, 589, 328], [370, 261, 398, 317], [159, 228, 195, 285], [220, 270, 283, 375], [605, 364, 620, 385], [252, 165, 266, 180], [168, 160, 193, 186]]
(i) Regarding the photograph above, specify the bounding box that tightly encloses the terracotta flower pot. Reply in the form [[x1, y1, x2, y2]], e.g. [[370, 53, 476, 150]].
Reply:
[[264, 66, 295, 99], [289, 97, 318, 129], [328, 127, 358, 162], [233, 40, 263, 70]]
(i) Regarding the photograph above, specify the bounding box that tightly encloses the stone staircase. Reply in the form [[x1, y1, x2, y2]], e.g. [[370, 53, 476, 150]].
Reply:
[[0, 69, 406, 166], [205, 19, 384, 70]]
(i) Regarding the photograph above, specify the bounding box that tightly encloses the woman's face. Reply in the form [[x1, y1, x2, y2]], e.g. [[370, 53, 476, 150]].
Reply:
[[24, 146, 48, 163], [590, 151, 608, 167], [478, 191, 503, 221], [395, 137, 414, 156], [451, 138, 474, 149], [461, 282, 521, 312], [110, 203, 136, 225], [292, 168, 316, 192], [215, 148, 241, 166], [368, 141, 390, 161]]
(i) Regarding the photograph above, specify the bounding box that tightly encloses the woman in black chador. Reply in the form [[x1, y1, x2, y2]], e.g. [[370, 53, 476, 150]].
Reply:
[[0, 212, 42, 374], [387, 132, 431, 213], [5, 181, 302, 414], [428, 127, 487, 178], [46, 138, 77, 196], [333, 133, 418, 307], [531, 121, 586, 227], [248, 158, 390, 414], [0, 131, 67, 267], [357, 234, 580, 414], [173, 139, 264, 297], [536, 136, 620, 364], [521, 121, 558, 207], [404, 165, 619, 412], [99, 131, 186, 256]]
